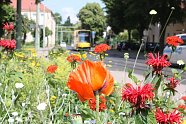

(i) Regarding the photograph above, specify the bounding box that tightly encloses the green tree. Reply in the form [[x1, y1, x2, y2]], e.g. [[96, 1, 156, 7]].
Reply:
[[22, 17, 35, 44], [40, 27, 52, 47], [0, 0, 12, 3], [63, 16, 73, 26], [102, 0, 186, 52], [54, 12, 62, 25], [0, 4, 15, 37], [78, 2, 106, 37]]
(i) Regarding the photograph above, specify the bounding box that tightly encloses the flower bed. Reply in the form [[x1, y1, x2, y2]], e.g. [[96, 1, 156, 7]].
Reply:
[[0, 23, 186, 123]]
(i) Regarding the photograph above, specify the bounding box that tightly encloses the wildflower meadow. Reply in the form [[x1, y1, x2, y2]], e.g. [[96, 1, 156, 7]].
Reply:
[[0, 23, 186, 124]]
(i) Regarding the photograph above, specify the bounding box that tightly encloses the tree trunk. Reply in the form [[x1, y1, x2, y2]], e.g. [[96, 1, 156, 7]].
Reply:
[[128, 29, 131, 41], [22, 32, 26, 45]]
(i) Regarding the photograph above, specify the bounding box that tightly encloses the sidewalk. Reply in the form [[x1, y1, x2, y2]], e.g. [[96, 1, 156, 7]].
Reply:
[[110, 70, 186, 99]]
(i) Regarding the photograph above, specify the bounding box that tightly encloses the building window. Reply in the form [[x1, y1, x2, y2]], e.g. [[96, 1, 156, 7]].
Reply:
[[23, 13, 28, 18]]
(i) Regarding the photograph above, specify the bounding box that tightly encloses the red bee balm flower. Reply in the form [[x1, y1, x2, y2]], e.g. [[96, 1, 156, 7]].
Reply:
[[146, 53, 171, 74], [0, 39, 16, 50], [122, 83, 154, 109], [166, 77, 179, 89], [66, 54, 81, 63], [47, 65, 58, 73], [88, 95, 107, 111], [94, 44, 111, 53], [67, 60, 114, 101], [166, 36, 184, 47], [155, 108, 181, 124], [3, 22, 14, 32]]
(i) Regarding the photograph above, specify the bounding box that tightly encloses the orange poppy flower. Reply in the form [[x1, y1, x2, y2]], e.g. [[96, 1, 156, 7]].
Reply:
[[67, 60, 114, 101]]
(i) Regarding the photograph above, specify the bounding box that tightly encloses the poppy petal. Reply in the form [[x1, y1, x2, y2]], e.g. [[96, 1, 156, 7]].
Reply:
[[67, 70, 95, 101], [100, 71, 114, 95], [86, 60, 107, 91]]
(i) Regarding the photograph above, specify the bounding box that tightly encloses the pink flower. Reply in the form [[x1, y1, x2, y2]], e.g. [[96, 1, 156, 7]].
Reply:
[[146, 53, 171, 74], [3, 22, 14, 32], [122, 83, 154, 109], [165, 77, 179, 89], [155, 108, 181, 124], [0, 39, 16, 50]]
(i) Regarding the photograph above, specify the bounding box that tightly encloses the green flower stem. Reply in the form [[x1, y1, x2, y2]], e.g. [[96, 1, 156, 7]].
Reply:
[[123, 56, 128, 83], [165, 51, 173, 76], [95, 91, 100, 124], [167, 90, 172, 111], [0, 95, 10, 118], [132, 41, 144, 74]]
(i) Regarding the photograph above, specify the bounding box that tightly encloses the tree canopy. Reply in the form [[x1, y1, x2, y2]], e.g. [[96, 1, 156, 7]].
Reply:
[[102, 0, 186, 51], [54, 13, 62, 25], [63, 16, 73, 26], [78, 2, 106, 37], [0, 3, 15, 37]]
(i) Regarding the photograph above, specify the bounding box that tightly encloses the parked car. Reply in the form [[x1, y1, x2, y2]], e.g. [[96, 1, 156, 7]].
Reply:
[[163, 33, 186, 64], [144, 42, 160, 52], [60, 42, 67, 48], [117, 41, 140, 51]]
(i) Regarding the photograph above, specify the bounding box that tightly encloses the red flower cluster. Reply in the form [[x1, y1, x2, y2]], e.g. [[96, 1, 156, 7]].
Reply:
[[155, 108, 181, 124], [0, 39, 16, 50], [47, 65, 58, 73], [181, 96, 186, 101], [3, 22, 14, 32], [94, 44, 111, 53], [166, 36, 184, 47], [88, 95, 106, 111], [66, 54, 81, 63], [165, 77, 179, 89], [146, 53, 171, 74], [178, 104, 186, 110], [122, 83, 154, 109]]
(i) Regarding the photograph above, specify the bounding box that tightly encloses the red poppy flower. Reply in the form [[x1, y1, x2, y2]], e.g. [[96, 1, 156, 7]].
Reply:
[[66, 54, 81, 63], [0, 39, 16, 50], [146, 53, 171, 74], [166, 36, 184, 47], [94, 44, 111, 53], [67, 60, 114, 101], [165, 77, 179, 89], [155, 108, 181, 124], [88, 95, 107, 111], [3, 22, 14, 32], [47, 65, 58, 73], [122, 83, 154, 109], [181, 96, 186, 101]]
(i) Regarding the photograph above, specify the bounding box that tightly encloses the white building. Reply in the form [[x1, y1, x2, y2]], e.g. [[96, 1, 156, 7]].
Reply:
[[11, 0, 56, 47]]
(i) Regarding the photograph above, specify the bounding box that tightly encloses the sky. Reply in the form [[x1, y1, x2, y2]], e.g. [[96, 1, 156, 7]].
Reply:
[[43, 0, 105, 24]]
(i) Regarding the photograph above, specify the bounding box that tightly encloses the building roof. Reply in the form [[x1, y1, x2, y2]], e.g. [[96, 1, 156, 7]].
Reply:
[[11, 0, 51, 13]]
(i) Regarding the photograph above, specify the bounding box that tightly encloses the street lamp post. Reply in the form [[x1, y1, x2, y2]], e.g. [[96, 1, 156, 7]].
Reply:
[[16, 0, 22, 49], [43, 4, 46, 48], [35, 2, 40, 50]]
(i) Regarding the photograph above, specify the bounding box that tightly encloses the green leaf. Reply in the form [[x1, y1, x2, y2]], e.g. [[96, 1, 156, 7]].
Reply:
[[171, 69, 178, 74], [147, 111, 157, 124], [128, 70, 139, 84], [135, 114, 145, 124]]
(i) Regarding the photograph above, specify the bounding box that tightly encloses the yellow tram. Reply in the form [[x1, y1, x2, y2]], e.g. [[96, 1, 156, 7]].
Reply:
[[73, 30, 91, 50]]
